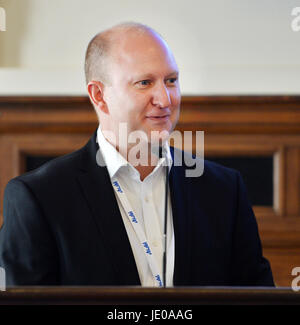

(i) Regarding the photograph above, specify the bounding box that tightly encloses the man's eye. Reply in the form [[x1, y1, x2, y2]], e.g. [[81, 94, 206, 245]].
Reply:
[[137, 80, 151, 87], [167, 78, 177, 85]]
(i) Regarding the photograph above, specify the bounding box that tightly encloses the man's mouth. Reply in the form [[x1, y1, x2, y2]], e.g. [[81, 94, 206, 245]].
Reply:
[[146, 115, 170, 121]]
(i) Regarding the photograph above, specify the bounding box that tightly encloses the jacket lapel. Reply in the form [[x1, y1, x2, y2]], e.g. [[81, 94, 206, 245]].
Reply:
[[76, 131, 140, 286]]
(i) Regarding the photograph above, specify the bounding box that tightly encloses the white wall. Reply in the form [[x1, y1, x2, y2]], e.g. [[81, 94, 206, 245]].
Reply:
[[0, 0, 300, 95]]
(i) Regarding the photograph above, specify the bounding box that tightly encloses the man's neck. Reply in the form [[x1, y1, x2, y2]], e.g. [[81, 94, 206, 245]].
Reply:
[[135, 165, 156, 181], [124, 143, 159, 181], [100, 127, 160, 181]]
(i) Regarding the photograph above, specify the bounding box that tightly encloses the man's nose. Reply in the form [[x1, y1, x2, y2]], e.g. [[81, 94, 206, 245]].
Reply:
[[152, 83, 171, 108]]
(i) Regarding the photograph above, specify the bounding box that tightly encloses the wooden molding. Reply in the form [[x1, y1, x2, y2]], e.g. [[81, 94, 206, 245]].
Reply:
[[1, 95, 300, 134]]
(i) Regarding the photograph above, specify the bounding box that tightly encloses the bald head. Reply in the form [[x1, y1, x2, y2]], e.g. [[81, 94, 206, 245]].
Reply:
[[84, 22, 166, 85]]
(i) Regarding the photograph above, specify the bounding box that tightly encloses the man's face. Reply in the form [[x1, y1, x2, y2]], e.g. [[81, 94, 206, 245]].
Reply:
[[101, 31, 181, 145]]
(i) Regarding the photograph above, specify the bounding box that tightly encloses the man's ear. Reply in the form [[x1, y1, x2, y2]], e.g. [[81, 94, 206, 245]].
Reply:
[[87, 81, 109, 114]]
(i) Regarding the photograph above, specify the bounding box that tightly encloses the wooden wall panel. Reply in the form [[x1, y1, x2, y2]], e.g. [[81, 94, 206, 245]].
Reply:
[[264, 248, 300, 287], [0, 96, 300, 287]]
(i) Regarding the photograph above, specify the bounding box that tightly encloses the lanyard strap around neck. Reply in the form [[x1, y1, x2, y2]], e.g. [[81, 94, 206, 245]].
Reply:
[[111, 179, 164, 287]]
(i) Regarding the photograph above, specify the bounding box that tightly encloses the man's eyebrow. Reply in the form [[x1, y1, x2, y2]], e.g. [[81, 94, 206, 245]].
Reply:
[[166, 71, 179, 78], [133, 71, 179, 80]]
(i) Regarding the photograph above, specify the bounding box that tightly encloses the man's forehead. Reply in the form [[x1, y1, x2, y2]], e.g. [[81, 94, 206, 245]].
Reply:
[[109, 27, 161, 46], [110, 29, 171, 57], [112, 34, 175, 67]]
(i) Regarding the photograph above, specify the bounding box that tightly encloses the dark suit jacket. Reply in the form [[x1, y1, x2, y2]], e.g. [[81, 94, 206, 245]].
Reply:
[[0, 130, 274, 286]]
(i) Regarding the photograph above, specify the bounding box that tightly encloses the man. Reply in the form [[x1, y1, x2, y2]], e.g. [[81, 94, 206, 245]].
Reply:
[[0, 23, 274, 287]]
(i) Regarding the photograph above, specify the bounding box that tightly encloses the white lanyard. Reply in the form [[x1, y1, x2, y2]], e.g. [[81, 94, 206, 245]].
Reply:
[[111, 179, 164, 287]]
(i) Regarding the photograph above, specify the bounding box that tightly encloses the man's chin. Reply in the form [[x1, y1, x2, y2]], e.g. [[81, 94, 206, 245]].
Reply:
[[146, 128, 170, 145]]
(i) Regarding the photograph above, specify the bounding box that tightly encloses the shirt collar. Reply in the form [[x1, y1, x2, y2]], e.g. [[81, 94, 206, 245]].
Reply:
[[97, 125, 128, 178], [97, 125, 173, 179]]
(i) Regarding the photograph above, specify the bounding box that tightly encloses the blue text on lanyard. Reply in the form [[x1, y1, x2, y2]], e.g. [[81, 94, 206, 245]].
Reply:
[[112, 181, 123, 193], [128, 211, 138, 223], [142, 241, 152, 255]]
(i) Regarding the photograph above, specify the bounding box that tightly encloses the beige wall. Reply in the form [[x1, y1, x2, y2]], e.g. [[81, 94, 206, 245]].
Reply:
[[0, 0, 300, 95]]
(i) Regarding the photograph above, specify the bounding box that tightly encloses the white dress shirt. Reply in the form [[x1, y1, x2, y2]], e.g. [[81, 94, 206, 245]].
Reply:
[[97, 125, 175, 287]]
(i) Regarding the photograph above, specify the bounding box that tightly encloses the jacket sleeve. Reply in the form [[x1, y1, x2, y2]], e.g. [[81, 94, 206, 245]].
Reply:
[[230, 171, 275, 286], [0, 179, 59, 286]]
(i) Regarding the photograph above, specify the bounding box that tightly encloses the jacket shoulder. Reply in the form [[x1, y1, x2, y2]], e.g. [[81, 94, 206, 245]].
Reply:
[[172, 147, 239, 185], [9, 145, 87, 189]]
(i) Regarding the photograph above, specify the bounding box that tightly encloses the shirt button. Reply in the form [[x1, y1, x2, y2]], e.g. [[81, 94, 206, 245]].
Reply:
[[152, 241, 158, 247], [145, 197, 149, 203]]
